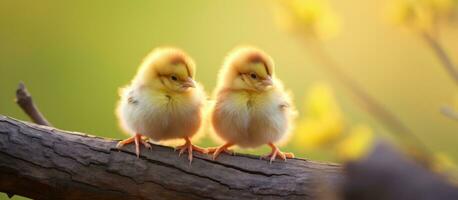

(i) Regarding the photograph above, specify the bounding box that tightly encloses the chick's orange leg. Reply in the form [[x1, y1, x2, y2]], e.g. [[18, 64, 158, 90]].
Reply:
[[208, 143, 234, 160], [261, 142, 294, 163], [116, 133, 151, 158], [175, 137, 208, 163]]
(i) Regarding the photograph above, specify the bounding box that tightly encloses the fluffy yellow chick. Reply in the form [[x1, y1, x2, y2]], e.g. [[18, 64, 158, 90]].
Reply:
[[116, 47, 207, 163], [208, 46, 297, 163]]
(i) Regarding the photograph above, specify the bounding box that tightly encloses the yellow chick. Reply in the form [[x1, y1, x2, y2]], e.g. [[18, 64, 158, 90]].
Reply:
[[116, 47, 207, 163], [208, 46, 297, 163]]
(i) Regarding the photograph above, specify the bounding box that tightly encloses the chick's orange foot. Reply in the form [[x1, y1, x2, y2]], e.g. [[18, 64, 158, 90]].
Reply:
[[260, 142, 294, 163], [175, 137, 208, 164], [207, 143, 234, 160], [116, 134, 151, 158]]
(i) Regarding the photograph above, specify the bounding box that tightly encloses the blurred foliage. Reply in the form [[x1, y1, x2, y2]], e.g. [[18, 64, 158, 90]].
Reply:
[[275, 0, 458, 172]]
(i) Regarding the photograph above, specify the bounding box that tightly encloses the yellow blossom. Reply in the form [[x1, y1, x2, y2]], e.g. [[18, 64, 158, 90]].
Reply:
[[425, 0, 457, 14], [433, 152, 458, 173], [432, 153, 458, 184], [336, 124, 374, 161], [294, 83, 345, 149], [387, 0, 458, 33], [272, 0, 341, 40]]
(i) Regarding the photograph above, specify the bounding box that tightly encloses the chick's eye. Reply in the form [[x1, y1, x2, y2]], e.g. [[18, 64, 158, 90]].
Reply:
[[171, 75, 178, 81], [250, 73, 257, 79]]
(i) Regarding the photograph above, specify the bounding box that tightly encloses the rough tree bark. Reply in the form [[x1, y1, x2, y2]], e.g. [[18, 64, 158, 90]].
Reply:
[[0, 115, 342, 200]]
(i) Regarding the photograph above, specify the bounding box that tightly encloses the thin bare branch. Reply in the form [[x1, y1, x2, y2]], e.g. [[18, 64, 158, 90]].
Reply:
[[422, 33, 458, 85], [15, 82, 52, 126], [441, 105, 458, 121]]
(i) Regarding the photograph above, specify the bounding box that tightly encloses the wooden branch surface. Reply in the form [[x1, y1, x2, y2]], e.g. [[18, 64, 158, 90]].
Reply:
[[0, 115, 342, 200]]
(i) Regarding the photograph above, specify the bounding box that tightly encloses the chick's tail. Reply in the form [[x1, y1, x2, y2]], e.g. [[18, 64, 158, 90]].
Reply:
[[115, 85, 137, 136], [275, 89, 299, 147]]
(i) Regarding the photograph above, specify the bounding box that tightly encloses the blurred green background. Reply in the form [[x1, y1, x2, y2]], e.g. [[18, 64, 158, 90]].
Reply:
[[0, 1, 457, 197]]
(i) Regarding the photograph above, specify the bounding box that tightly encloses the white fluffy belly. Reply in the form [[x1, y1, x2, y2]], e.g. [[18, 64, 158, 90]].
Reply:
[[212, 103, 288, 148], [117, 91, 201, 141]]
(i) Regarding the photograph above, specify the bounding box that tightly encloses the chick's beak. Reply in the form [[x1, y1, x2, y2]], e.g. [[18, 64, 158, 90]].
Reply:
[[261, 77, 273, 87], [182, 77, 196, 88]]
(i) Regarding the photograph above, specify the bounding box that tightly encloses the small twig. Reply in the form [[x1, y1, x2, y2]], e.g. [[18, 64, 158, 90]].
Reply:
[[421, 33, 458, 85], [15, 82, 52, 126], [441, 105, 458, 121]]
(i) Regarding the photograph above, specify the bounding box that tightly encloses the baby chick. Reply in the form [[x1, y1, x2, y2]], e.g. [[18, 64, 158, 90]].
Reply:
[[208, 46, 297, 163], [116, 47, 207, 163]]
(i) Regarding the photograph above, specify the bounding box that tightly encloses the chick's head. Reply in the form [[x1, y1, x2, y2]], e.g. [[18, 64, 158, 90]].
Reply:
[[219, 47, 275, 92], [135, 47, 196, 92]]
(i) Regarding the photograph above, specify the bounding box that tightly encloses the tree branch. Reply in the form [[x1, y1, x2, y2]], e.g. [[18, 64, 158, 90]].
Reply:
[[421, 33, 458, 85], [441, 105, 458, 121], [343, 142, 458, 200], [0, 115, 342, 200]]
